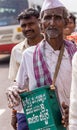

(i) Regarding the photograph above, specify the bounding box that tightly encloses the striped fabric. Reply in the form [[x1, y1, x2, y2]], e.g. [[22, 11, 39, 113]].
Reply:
[[33, 41, 52, 87], [33, 40, 77, 87]]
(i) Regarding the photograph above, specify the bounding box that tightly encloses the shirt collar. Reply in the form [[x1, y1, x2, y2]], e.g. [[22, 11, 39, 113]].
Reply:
[[20, 38, 30, 51], [44, 40, 69, 59]]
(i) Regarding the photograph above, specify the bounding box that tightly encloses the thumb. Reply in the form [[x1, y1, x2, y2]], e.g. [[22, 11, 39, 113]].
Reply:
[[18, 88, 29, 94], [62, 102, 68, 109]]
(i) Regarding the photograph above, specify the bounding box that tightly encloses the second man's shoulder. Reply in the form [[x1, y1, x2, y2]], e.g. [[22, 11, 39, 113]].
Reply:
[[23, 45, 36, 57]]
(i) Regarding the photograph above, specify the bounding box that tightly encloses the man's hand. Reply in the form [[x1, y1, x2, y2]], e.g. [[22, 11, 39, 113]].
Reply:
[[6, 85, 29, 108], [61, 102, 69, 127]]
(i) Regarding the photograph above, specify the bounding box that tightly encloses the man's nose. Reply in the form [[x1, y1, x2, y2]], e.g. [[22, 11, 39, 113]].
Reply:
[[49, 17, 55, 26], [25, 25, 30, 31]]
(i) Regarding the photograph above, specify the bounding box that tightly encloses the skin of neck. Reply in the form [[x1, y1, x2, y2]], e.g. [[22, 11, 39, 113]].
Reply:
[[28, 34, 43, 46], [46, 35, 64, 50]]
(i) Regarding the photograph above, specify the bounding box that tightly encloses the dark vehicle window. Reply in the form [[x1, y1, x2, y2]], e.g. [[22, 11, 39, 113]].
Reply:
[[0, 0, 29, 26]]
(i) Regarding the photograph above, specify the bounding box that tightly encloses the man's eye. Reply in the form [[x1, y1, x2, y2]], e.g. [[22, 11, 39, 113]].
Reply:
[[44, 16, 51, 20], [29, 22, 34, 26], [55, 16, 62, 20], [21, 24, 26, 28]]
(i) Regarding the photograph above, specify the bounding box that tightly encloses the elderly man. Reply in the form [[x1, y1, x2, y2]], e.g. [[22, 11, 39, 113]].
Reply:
[[69, 52, 77, 130], [6, 0, 77, 129]]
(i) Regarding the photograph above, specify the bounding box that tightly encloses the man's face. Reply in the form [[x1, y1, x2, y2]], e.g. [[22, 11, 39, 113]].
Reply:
[[20, 16, 40, 39], [41, 8, 65, 39], [63, 18, 75, 36], [66, 18, 75, 34]]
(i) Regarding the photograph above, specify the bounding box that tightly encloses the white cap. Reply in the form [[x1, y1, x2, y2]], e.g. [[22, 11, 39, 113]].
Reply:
[[41, 0, 65, 12]]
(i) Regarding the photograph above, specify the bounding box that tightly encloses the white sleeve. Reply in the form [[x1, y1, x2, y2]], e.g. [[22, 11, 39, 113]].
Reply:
[[8, 47, 19, 81], [16, 52, 29, 89], [69, 52, 77, 130]]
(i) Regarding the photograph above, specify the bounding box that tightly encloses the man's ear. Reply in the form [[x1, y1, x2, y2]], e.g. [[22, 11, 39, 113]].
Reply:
[[40, 22, 44, 33], [64, 18, 69, 27], [38, 18, 43, 31]]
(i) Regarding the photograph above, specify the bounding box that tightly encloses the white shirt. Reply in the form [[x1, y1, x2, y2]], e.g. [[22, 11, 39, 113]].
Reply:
[[69, 52, 77, 130], [8, 38, 29, 81], [15, 40, 72, 112]]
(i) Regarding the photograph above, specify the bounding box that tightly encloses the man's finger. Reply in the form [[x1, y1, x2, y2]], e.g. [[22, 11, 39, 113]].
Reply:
[[18, 88, 29, 94], [62, 102, 68, 109]]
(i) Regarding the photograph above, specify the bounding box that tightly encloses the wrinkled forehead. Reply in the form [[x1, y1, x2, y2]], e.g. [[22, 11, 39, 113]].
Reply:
[[41, 7, 66, 18]]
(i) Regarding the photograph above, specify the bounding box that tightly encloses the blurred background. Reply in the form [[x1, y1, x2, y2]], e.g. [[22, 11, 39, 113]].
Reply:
[[0, 0, 77, 130]]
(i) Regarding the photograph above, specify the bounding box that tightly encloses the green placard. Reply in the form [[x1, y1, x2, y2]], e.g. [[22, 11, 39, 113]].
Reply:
[[20, 86, 66, 130]]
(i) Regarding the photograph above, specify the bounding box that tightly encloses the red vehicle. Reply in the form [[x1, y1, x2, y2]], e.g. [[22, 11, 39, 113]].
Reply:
[[0, 0, 44, 54], [0, 0, 28, 54]]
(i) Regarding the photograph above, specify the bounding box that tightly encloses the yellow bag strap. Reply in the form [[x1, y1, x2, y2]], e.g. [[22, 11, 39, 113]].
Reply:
[[50, 43, 65, 89]]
